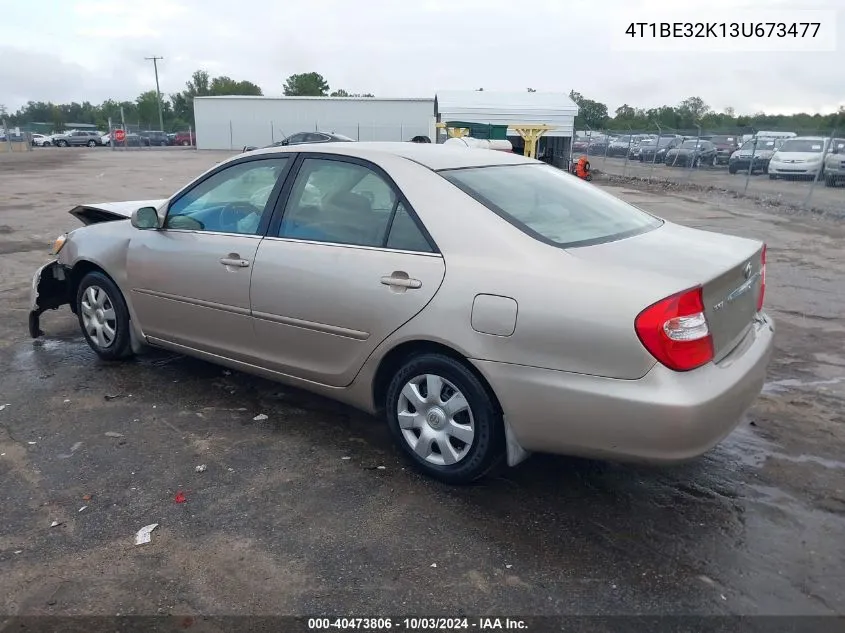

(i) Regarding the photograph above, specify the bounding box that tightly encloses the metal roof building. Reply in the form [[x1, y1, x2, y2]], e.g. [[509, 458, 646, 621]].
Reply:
[[193, 96, 435, 150], [434, 91, 579, 167], [435, 91, 578, 138]]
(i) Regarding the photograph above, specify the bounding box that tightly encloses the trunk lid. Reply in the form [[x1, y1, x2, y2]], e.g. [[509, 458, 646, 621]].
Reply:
[[69, 199, 166, 225], [567, 222, 764, 362]]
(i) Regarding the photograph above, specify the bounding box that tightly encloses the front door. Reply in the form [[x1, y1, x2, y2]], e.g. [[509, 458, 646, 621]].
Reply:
[[249, 155, 445, 386], [127, 156, 291, 359]]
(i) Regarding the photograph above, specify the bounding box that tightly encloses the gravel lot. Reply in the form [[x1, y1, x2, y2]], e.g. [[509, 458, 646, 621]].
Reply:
[[589, 155, 844, 218], [1, 149, 844, 619]]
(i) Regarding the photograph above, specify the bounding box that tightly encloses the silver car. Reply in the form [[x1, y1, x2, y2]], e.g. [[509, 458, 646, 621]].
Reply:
[[29, 143, 774, 484]]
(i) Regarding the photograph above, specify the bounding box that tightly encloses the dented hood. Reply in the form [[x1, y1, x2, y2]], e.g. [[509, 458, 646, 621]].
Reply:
[[69, 199, 167, 225]]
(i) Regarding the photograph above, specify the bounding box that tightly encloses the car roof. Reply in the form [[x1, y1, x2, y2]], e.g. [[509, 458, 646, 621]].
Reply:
[[241, 141, 535, 170]]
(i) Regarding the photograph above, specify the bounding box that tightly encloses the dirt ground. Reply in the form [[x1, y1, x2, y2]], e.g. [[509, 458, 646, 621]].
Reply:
[[590, 154, 844, 218], [0, 149, 844, 619]]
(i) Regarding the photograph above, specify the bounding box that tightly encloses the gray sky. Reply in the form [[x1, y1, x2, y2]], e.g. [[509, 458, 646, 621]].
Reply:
[[1, 0, 842, 115]]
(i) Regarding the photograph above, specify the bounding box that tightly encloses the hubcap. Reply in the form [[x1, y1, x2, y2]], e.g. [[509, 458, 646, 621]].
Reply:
[[80, 285, 117, 349], [397, 374, 475, 466]]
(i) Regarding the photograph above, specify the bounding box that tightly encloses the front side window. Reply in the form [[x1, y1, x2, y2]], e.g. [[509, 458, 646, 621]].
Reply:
[[442, 163, 662, 248], [165, 158, 289, 234], [278, 158, 399, 247]]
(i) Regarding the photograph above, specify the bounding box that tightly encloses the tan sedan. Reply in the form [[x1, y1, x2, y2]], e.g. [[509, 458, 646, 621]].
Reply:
[[30, 142, 774, 483]]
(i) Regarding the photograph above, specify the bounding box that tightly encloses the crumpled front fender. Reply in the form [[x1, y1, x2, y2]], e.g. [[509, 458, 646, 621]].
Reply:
[[29, 260, 72, 338]]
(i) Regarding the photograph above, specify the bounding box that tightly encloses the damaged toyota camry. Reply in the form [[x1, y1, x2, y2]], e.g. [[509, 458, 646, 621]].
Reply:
[[29, 142, 774, 484]]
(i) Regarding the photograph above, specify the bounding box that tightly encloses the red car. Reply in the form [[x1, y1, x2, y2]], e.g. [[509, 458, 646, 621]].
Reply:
[[173, 131, 195, 146]]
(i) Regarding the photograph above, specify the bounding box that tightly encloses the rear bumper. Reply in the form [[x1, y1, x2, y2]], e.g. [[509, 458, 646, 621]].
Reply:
[[473, 313, 775, 464]]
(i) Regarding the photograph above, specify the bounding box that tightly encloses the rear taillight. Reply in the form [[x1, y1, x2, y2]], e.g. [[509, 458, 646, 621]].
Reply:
[[757, 244, 766, 312], [635, 287, 714, 372]]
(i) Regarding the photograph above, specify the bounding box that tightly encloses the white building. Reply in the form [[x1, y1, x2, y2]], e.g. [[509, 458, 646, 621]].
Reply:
[[434, 91, 579, 166], [193, 96, 436, 150]]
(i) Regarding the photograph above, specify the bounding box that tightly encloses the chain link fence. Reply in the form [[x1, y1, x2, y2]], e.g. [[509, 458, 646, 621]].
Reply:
[[572, 126, 844, 218]]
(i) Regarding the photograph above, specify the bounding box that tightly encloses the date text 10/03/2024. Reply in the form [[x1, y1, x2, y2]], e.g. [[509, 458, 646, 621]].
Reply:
[[624, 22, 821, 38], [307, 618, 528, 630]]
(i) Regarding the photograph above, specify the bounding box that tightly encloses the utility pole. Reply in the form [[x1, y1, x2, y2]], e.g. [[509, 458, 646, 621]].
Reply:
[[144, 56, 165, 131]]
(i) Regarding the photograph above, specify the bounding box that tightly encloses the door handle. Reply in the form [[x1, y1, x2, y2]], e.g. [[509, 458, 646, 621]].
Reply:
[[219, 256, 250, 268], [381, 273, 422, 289]]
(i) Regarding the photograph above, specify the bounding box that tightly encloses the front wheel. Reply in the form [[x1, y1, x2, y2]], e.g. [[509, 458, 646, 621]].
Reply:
[[87, 140, 96, 147], [181, 140, 190, 146], [160, 141, 167, 146], [385, 354, 504, 484], [769, 174, 777, 180], [76, 272, 133, 361]]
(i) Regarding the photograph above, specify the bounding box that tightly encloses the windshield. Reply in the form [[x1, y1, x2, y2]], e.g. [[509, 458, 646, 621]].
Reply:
[[657, 138, 675, 146], [778, 139, 826, 153], [441, 164, 662, 248], [681, 140, 702, 149], [332, 133, 356, 141], [741, 139, 778, 151], [614, 135, 631, 143], [711, 136, 736, 144]]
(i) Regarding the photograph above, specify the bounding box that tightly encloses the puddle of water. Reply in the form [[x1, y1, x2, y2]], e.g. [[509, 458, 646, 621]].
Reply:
[[762, 376, 845, 395], [768, 453, 845, 471]]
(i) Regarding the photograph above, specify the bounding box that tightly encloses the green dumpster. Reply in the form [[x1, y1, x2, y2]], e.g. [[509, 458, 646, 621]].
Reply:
[[445, 121, 508, 140]]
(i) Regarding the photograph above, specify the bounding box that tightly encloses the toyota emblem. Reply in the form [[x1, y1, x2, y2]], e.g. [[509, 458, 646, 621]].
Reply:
[[743, 262, 752, 279]]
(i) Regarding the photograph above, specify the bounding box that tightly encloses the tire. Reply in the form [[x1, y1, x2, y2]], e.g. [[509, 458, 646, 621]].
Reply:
[[76, 272, 133, 361], [160, 141, 167, 146], [385, 353, 504, 484], [57, 140, 68, 147], [728, 164, 737, 174], [181, 140, 190, 146], [769, 174, 777, 180], [87, 140, 96, 147]]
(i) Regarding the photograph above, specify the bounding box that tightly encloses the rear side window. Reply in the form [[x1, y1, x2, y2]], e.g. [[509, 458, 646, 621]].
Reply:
[[442, 164, 662, 248]]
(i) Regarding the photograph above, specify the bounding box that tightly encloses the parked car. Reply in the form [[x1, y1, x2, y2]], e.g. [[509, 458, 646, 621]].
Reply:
[[638, 136, 682, 163], [709, 135, 739, 165], [663, 139, 718, 167], [52, 130, 104, 147], [29, 142, 773, 484], [173, 131, 196, 146], [586, 136, 612, 156], [572, 137, 592, 153], [823, 138, 845, 187], [606, 135, 635, 157], [242, 131, 356, 153], [122, 133, 151, 147], [141, 131, 170, 147], [31, 133, 51, 146], [768, 137, 829, 180], [167, 133, 177, 145], [728, 137, 785, 175]]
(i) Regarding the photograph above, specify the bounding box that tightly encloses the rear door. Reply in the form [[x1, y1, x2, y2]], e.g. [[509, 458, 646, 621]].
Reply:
[[249, 154, 445, 386]]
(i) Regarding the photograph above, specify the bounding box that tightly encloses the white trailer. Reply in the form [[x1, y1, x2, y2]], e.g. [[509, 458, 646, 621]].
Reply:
[[193, 96, 435, 150]]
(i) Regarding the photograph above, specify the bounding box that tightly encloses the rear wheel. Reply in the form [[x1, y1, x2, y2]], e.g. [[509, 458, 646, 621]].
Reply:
[[160, 140, 167, 146], [181, 140, 190, 146], [385, 353, 504, 484], [769, 174, 777, 180], [87, 140, 96, 147], [728, 164, 737, 174], [76, 272, 133, 361]]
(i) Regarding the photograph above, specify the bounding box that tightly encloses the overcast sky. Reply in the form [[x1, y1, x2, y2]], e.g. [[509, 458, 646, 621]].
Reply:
[[1, 0, 842, 115]]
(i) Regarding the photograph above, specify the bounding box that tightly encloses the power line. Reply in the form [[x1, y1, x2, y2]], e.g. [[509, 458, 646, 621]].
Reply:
[[144, 56, 165, 132]]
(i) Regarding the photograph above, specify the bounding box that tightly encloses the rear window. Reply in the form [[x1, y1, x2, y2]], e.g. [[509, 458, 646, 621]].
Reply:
[[441, 164, 662, 248]]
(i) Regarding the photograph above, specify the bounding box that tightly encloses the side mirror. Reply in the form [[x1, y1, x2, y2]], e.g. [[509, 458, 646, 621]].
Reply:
[[131, 206, 160, 230]]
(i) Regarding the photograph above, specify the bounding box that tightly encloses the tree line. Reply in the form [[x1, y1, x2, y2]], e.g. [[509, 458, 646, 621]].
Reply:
[[3, 71, 842, 135], [570, 92, 845, 134], [1, 71, 372, 133]]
